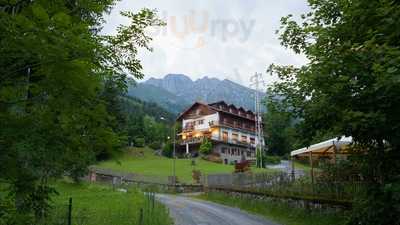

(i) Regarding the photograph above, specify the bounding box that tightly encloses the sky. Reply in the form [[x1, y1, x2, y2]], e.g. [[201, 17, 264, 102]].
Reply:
[[103, 1, 310, 87]]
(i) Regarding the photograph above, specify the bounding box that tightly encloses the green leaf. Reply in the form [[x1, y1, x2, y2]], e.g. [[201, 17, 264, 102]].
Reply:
[[32, 3, 49, 21]]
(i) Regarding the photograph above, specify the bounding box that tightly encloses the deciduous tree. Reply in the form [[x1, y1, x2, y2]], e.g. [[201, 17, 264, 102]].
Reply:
[[0, 0, 163, 221], [269, 1, 400, 224]]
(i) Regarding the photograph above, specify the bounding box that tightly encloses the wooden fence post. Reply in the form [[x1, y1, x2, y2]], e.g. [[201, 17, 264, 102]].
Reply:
[[309, 151, 314, 195], [138, 208, 143, 225], [67, 197, 72, 225]]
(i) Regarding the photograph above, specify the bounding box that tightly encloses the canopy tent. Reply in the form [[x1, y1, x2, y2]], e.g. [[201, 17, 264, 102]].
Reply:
[[291, 136, 353, 157], [289, 136, 353, 183]]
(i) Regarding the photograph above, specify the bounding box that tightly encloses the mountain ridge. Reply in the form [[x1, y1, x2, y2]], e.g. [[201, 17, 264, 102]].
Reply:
[[127, 74, 265, 114]]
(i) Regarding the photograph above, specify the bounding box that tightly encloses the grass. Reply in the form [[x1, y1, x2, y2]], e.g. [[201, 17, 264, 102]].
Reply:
[[293, 161, 313, 172], [96, 147, 267, 184], [197, 192, 348, 225], [47, 181, 172, 225]]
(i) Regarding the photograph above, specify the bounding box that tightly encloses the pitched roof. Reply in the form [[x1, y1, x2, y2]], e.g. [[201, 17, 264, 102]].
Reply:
[[177, 101, 256, 122]]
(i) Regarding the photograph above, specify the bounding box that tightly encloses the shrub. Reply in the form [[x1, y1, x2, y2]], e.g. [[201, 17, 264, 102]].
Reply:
[[133, 137, 145, 147], [199, 138, 212, 155], [149, 141, 161, 150], [264, 155, 281, 165], [162, 141, 173, 158]]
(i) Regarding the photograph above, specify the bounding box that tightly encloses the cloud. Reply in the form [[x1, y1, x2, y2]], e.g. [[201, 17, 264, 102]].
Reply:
[[102, 0, 310, 87]]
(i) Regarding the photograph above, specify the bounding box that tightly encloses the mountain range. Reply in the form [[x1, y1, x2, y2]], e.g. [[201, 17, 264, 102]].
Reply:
[[127, 74, 265, 115]]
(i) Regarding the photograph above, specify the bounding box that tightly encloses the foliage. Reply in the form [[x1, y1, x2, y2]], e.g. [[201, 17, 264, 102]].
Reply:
[[149, 141, 162, 150], [0, 0, 163, 221], [264, 155, 281, 165], [122, 95, 173, 148], [264, 95, 298, 156], [269, 0, 400, 224], [199, 138, 212, 155], [162, 141, 174, 158], [198, 192, 346, 225], [134, 137, 145, 148]]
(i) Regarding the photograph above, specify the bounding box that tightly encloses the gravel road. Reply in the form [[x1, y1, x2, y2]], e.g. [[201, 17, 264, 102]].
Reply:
[[156, 194, 280, 225]]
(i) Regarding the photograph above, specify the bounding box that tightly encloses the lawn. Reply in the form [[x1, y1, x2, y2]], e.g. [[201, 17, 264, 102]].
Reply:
[[96, 147, 267, 184], [197, 192, 347, 225], [47, 181, 172, 225]]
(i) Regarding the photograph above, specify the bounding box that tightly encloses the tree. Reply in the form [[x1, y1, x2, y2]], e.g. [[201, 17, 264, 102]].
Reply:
[[269, 1, 400, 224], [0, 0, 163, 221], [199, 138, 212, 155], [162, 140, 174, 158], [264, 95, 298, 156]]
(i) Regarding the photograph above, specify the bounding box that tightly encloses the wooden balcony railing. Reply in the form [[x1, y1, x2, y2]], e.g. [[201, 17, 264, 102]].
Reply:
[[210, 121, 255, 132]]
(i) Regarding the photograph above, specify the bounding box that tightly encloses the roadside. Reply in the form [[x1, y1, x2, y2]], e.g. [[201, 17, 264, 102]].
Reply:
[[46, 181, 172, 225], [196, 192, 347, 225], [156, 194, 279, 225]]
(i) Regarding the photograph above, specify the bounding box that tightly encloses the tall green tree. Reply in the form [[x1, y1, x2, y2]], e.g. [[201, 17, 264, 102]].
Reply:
[[0, 0, 163, 221], [264, 95, 297, 156], [269, 0, 400, 224]]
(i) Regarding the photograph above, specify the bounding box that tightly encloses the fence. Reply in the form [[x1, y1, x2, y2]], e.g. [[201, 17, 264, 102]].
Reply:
[[203, 171, 365, 204], [203, 171, 290, 188], [88, 167, 203, 193]]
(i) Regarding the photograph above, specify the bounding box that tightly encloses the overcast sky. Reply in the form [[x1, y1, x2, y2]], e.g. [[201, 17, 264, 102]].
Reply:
[[103, 0, 310, 87]]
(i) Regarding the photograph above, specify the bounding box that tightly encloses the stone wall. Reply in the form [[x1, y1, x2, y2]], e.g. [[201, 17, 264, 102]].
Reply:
[[206, 187, 351, 212]]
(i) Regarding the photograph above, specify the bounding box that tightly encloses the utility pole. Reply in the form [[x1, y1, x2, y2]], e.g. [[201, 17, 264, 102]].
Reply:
[[173, 122, 176, 186], [250, 72, 266, 168]]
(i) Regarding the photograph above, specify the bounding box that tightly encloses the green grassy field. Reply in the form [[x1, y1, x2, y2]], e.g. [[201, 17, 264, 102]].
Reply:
[[48, 181, 172, 225], [197, 192, 347, 225], [96, 147, 266, 184]]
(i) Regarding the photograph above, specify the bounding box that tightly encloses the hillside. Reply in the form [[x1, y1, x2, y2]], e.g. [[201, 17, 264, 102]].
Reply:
[[121, 95, 176, 122], [96, 147, 267, 184], [127, 74, 266, 114], [127, 83, 189, 115]]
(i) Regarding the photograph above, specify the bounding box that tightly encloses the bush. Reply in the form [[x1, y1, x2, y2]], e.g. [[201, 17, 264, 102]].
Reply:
[[162, 141, 173, 158], [133, 137, 145, 147], [149, 141, 161, 150], [264, 155, 281, 165], [199, 138, 212, 155]]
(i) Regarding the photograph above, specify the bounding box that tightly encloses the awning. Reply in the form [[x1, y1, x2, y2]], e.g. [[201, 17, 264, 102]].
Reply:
[[290, 136, 353, 157]]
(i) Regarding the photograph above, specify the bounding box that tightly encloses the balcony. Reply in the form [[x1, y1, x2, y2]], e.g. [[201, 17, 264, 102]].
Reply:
[[209, 121, 255, 133], [182, 125, 195, 132], [180, 135, 256, 148], [179, 134, 216, 145]]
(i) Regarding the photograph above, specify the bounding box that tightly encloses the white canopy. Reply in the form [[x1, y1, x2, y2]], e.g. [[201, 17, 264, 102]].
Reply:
[[290, 136, 353, 157]]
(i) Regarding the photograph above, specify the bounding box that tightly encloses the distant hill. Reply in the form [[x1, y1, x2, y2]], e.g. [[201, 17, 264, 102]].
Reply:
[[127, 82, 190, 115], [120, 95, 176, 123], [127, 74, 265, 114]]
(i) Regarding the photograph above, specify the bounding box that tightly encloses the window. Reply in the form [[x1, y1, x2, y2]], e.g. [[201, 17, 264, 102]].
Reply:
[[232, 133, 238, 142], [247, 151, 251, 157], [222, 131, 228, 141], [197, 119, 204, 125], [250, 137, 255, 144], [241, 135, 247, 143]]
